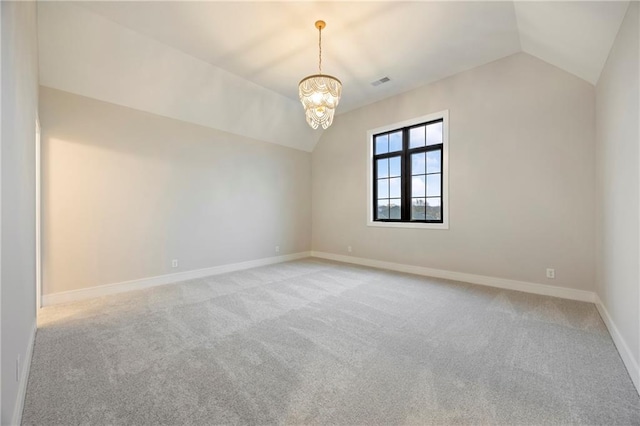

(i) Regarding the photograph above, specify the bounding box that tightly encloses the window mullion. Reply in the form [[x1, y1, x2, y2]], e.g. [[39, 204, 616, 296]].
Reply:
[[373, 156, 378, 220], [402, 128, 409, 221]]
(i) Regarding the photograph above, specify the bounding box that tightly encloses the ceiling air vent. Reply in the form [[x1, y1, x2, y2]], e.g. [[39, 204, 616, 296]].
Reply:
[[371, 76, 391, 87]]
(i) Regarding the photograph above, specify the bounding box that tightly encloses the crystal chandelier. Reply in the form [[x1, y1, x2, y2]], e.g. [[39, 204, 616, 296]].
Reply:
[[298, 20, 342, 130]]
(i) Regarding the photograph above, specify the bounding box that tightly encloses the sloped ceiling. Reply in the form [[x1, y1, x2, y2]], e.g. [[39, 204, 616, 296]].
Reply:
[[515, 1, 630, 83], [38, 1, 630, 151]]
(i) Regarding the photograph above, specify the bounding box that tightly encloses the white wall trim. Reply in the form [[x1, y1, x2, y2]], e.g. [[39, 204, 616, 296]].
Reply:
[[595, 295, 640, 394], [11, 321, 36, 426], [35, 115, 41, 311], [311, 251, 597, 303], [43, 252, 311, 306]]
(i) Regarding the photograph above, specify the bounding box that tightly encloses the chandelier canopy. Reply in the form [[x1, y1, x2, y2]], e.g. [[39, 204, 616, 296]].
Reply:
[[298, 20, 342, 130]]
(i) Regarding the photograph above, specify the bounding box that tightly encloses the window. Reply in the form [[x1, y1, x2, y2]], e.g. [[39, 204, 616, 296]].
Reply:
[[367, 111, 448, 229]]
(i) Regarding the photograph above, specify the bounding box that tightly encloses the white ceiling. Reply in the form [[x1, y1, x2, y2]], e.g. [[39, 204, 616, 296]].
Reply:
[[75, 1, 629, 115], [515, 1, 630, 83]]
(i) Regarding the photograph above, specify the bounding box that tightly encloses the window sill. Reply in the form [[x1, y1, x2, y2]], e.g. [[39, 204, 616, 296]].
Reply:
[[367, 220, 449, 230]]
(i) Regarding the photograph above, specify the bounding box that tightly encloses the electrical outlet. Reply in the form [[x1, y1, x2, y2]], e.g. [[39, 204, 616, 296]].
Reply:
[[546, 268, 555, 279], [348, 246, 352, 253], [275, 246, 280, 253], [172, 259, 178, 268]]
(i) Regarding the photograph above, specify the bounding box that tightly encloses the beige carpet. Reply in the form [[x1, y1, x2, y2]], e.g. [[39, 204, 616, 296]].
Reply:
[[22, 258, 640, 425]]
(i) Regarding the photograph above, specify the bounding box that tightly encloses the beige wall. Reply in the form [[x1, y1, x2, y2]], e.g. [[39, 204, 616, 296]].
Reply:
[[312, 52, 596, 291], [595, 2, 639, 387], [1, 1, 39, 423], [40, 87, 311, 296]]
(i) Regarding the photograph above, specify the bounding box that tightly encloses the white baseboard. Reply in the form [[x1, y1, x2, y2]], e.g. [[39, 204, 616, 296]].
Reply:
[[310, 251, 597, 303], [595, 295, 640, 394], [11, 321, 36, 426], [43, 252, 311, 306]]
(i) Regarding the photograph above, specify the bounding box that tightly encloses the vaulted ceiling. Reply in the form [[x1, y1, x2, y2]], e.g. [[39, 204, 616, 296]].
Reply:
[[38, 1, 630, 151], [72, 1, 630, 110]]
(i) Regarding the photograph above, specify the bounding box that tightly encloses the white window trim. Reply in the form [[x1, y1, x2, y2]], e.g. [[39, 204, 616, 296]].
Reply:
[[366, 110, 449, 230]]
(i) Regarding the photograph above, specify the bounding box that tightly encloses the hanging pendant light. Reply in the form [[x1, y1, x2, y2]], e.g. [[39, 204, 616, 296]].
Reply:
[[298, 20, 342, 130]]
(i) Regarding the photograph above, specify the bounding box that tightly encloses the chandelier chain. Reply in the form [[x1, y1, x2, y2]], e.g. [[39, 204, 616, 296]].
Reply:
[[318, 25, 322, 74]]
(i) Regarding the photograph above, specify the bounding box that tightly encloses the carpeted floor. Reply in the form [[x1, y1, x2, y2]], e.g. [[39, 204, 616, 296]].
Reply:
[[22, 258, 640, 425]]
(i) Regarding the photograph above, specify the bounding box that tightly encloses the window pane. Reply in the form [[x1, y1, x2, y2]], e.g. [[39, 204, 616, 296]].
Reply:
[[412, 198, 426, 220], [375, 134, 388, 154], [412, 152, 425, 175], [377, 199, 389, 219], [426, 197, 441, 220], [389, 156, 401, 177], [377, 179, 389, 198], [427, 150, 441, 173], [372, 117, 445, 224], [426, 122, 443, 146], [389, 177, 401, 198], [412, 175, 426, 197], [409, 126, 425, 148], [389, 199, 401, 219], [377, 158, 389, 178], [426, 174, 441, 197], [389, 131, 402, 152]]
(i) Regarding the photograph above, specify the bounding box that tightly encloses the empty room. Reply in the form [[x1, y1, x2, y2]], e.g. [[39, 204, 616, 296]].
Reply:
[[2, 0, 639, 424]]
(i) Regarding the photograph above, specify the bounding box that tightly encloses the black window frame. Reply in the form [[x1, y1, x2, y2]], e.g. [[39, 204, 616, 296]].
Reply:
[[372, 118, 444, 224]]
